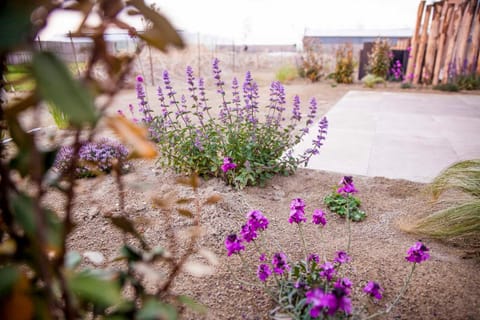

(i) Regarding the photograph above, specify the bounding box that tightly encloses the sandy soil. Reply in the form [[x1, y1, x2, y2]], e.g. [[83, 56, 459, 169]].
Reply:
[[9, 61, 480, 319]]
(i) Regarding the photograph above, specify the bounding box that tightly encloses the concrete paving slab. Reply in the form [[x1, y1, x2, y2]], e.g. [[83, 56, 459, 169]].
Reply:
[[297, 90, 480, 183]]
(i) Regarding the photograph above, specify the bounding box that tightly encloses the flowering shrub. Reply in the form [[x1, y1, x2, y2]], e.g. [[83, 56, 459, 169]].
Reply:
[[54, 138, 129, 178], [332, 44, 355, 84], [128, 60, 328, 189], [367, 39, 392, 79], [226, 185, 430, 319], [300, 46, 324, 83], [324, 176, 366, 222]]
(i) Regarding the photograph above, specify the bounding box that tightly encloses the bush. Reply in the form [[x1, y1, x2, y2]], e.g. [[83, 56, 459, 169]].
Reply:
[[455, 74, 480, 90], [433, 83, 460, 92], [226, 176, 430, 319], [54, 138, 130, 178], [367, 39, 392, 79], [276, 65, 298, 83], [129, 61, 329, 189], [401, 82, 414, 89], [333, 44, 355, 84], [300, 46, 324, 83], [361, 73, 386, 89]]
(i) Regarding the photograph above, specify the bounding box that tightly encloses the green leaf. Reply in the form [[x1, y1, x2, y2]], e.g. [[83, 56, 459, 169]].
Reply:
[[0, 266, 19, 297], [68, 271, 122, 308], [0, 2, 34, 49], [32, 52, 98, 126], [177, 295, 207, 314], [137, 298, 177, 320], [119, 245, 142, 262], [10, 193, 35, 236]]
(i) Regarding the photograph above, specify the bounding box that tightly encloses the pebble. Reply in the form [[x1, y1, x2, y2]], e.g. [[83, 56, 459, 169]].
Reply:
[[83, 251, 105, 265]]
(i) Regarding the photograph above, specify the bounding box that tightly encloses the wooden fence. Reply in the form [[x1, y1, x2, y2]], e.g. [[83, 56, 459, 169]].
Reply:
[[406, 0, 480, 85]]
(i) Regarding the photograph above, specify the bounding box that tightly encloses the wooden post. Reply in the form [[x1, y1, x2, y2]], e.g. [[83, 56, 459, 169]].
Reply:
[[466, 1, 480, 73], [454, 0, 475, 73], [414, 4, 433, 84], [433, 1, 453, 85], [442, 3, 463, 83], [423, 2, 443, 84], [406, 0, 426, 82]]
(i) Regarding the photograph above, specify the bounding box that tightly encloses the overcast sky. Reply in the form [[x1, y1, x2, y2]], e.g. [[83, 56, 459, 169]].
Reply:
[[41, 0, 422, 44]]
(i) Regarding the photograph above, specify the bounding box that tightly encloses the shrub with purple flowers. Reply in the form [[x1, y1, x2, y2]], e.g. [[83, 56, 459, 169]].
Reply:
[[54, 138, 130, 178], [225, 196, 431, 319], [128, 59, 328, 189]]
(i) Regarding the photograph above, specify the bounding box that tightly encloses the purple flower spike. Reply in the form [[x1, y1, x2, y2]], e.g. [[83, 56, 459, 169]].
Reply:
[[405, 242, 430, 263], [312, 209, 327, 226], [221, 157, 237, 173], [334, 251, 351, 265], [225, 234, 244, 256], [337, 176, 358, 195], [272, 252, 290, 275], [319, 262, 336, 281], [257, 264, 272, 282], [363, 281, 384, 300], [289, 198, 307, 224], [246, 210, 269, 231]]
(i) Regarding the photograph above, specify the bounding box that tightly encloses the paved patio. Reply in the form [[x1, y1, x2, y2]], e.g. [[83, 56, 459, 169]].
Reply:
[[295, 90, 480, 183]]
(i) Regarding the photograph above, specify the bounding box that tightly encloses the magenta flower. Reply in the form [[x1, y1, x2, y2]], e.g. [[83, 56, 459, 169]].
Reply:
[[312, 209, 327, 226], [221, 157, 237, 173], [363, 281, 384, 300], [289, 198, 307, 224], [333, 251, 351, 265], [136, 75, 144, 83], [240, 223, 257, 243], [319, 262, 336, 281], [246, 210, 269, 231], [306, 287, 352, 317], [335, 277, 353, 295], [259, 253, 266, 261], [308, 253, 320, 264], [224, 234, 244, 256], [257, 264, 272, 282], [405, 242, 430, 263], [272, 252, 290, 275], [337, 176, 358, 195]]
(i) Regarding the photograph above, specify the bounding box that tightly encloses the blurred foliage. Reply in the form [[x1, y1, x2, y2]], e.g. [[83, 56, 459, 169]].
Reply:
[[0, 0, 219, 319], [433, 83, 460, 92], [332, 44, 355, 84], [275, 64, 298, 83], [299, 45, 324, 83], [367, 39, 392, 79], [362, 73, 386, 89]]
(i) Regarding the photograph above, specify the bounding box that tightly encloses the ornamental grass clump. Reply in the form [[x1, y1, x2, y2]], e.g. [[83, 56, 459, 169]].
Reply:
[[128, 59, 328, 189], [225, 195, 430, 319], [54, 138, 129, 178]]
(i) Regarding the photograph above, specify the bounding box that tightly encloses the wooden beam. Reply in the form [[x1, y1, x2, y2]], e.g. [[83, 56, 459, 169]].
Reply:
[[454, 0, 475, 73], [442, 3, 464, 83], [406, 0, 426, 82], [414, 4, 433, 84], [433, 2, 453, 85], [423, 2, 443, 84], [466, 1, 480, 73]]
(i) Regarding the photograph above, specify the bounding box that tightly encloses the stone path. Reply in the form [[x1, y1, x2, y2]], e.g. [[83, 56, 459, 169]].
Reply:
[[296, 90, 480, 182]]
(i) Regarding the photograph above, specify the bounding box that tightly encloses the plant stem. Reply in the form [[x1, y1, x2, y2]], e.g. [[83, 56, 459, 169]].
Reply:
[[346, 196, 351, 252], [364, 263, 417, 320], [297, 224, 308, 261]]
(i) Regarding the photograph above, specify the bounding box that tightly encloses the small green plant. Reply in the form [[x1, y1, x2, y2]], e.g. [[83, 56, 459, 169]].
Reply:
[[361, 73, 386, 88], [47, 102, 70, 129], [455, 74, 480, 90], [367, 39, 392, 79], [401, 82, 414, 89], [332, 44, 355, 84], [276, 64, 298, 83], [433, 83, 460, 92], [324, 177, 366, 222]]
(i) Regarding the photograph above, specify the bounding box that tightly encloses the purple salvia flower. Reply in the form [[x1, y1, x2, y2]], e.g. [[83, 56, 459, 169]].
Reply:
[[221, 157, 237, 173], [312, 209, 327, 226], [334, 251, 351, 264], [319, 261, 336, 281], [363, 281, 383, 300], [136, 75, 144, 82], [307, 97, 317, 126], [225, 234, 244, 256], [272, 252, 289, 275], [405, 242, 430, 263], [257, 264, 272, 282], [291, 95, 301, 121], [117, 109, 124, 117]]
